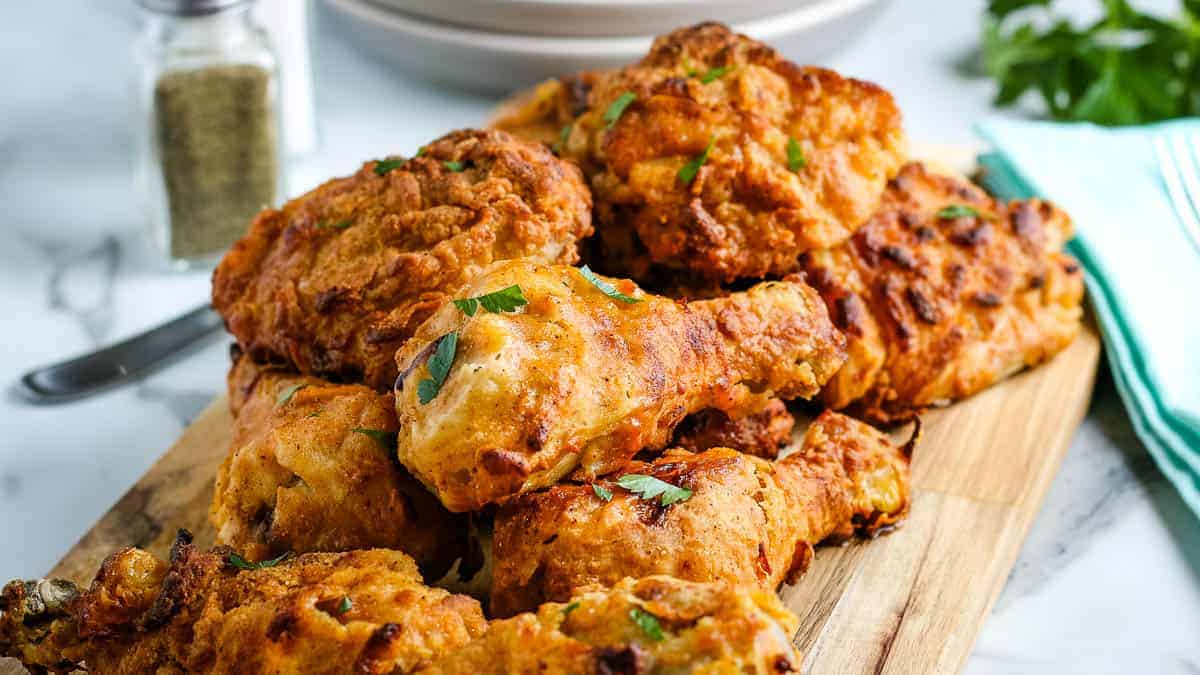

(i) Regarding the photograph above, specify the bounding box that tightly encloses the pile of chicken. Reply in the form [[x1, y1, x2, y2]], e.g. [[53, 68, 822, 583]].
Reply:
[[1, 22, 1083, 675]]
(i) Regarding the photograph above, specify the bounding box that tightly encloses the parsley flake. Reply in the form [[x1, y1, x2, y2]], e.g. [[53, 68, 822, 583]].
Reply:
[[937, 204, 982, 220], [563, 601, 581, 618], [275, 384, 307, 407], [418, 332, 459, 405], [444, 160, 466, 172], [374, 158, 405, 176], [677, 137, 715, 185], [352, 428, 397, 451], [615, 474, 692, 506], [604, 92, 636, 129], [453, 285, 527, 317], [592, 484, 613, 502], [305, 411, 321, 419], [699, 66, 732, 84], [553, 124, 571, 155], [227, 551, 290, 571], [579, 265, 642, 304], [786, 137, 806, 172], [630, 607, 664, 641], [337, 596, 353, 614]]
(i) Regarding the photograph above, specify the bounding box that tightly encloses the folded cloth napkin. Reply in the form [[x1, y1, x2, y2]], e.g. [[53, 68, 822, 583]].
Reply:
[[976, 117, 1200, 521]]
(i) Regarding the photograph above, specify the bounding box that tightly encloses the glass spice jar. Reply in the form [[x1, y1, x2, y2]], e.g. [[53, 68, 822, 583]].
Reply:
[[133, 0, 285, 269]]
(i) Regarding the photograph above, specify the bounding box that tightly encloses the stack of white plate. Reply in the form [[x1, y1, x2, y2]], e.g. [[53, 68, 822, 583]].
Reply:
[[324, 0, 890, 92]]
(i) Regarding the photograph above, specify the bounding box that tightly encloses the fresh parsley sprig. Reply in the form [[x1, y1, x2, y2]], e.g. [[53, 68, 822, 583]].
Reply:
[[677, 137, 715, 185], [418, 332, 459, 405], [605, 92, 636, 129], [616, 474, 692, 506], [336, 596, 353, 614], [592, 484, 614, 502], [699, 66, 732, 83], [786, 137, 806, 172], [937, 204, 983, 219], [444, 160, 466, 172], [579, 266, 642, 304], [630, 607, 665, 641], [352, 427, 398, 451], [275, 383, 307, 407], [374, 158, 406, 175], [227, 551, 290, 571], [453, 285, 528, 317]]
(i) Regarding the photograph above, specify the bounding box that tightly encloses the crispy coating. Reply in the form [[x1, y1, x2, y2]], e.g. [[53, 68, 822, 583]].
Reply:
[[489, 410, 912, 616], [393, 260, 846, 512], [672, 398, 795, 459], [212, 129, 593, 390], [0, 533, 486, 674], [803, 162, 1085, 422], [212, 357, 468, 578], [493, 22, 906, 282], [423, 576, 802, 674]]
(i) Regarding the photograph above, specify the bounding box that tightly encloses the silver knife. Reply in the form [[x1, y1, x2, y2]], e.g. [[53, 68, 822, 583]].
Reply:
[[15, 304, 225, 404]]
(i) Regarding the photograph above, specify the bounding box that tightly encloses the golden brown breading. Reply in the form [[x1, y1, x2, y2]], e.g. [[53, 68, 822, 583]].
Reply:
[[802, 162, 1085, 422], [393, 260, 846, 512], [672, 398, 795, 459], [489, 410, 912, 616], [212, 129, 593, 390], [211, 357, 468, 578], [422, 576, 802, 674], [493, 22, 906, 282], [0, 533, 486, 674]]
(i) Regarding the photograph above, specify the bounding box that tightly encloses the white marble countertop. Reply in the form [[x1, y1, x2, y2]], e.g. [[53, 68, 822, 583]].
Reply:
[[1, 1, 1197, 672]]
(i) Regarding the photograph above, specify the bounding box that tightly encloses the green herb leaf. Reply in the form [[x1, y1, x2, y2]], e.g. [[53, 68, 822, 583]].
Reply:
[[563, 601, 581, 617], [227, 551, 290, 571], [578, 265, 642, 304], [275, 384, 308, 407], [604, 92, 636, 129], [937, 204, 982, 220], [453, 285, 528, 317], [629, 607, 665, 641], [699, 66, 732, 83], [682, 56, 697, 77], [415, 146, 426, 157], [305, 411, 322, 419], [553, 124, 571, 155], [677, 137, 715, 185], [374, 158, 406, 175], [337, 596, 353, 614], [352, 427, 398, 451], [592, 484, 613, 502], [444, 160, 466, 172], [615, 474, 693, 506], [316, 219, 353, 230], [418, 332, 459, 405], [786, 137, 806, 172]]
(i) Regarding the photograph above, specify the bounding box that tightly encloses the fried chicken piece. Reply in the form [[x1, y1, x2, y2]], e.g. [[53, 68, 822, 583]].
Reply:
[[423, 576, 802, 674], [393, 260, 847, 512], [212, 357, 469, 579], [212, 129, 593, 390], [489, 410, 911, 616], [672, 398, 795, 459], [802, 162, 1085, 423], [0, 532, 486, 674], [493, 22, 906, 282]]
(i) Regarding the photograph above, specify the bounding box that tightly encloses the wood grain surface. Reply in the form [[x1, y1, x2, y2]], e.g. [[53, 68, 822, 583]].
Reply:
[[0, 322, 1101, 675]]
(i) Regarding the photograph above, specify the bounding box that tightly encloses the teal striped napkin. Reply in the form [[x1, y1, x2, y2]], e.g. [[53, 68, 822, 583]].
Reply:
[[976, 117, 1200, 522]]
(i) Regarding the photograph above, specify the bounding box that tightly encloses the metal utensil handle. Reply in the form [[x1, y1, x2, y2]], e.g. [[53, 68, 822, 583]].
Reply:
[[15, 304, 225, 404]]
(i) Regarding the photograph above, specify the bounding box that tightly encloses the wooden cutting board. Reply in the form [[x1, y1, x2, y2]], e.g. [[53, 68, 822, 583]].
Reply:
[[0, 323, 1101, 675]]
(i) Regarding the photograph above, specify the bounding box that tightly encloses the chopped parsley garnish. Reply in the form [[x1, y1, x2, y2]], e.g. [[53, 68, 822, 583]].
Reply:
[[227, 551, 290, 571], [937, 204, 982, 220], [682, 56, 697, 77], [699, 66, 732, 84], [677, 137, 715, 185], [305, 411, 321, 419], [604, 92, 636, 129], [630, 607, 664, 641], [453, 285, 527, 317], [563, 601, 581, 617], [418, 332, 459, 405], [553, 124, 571, 155], [275, 383, 307, 407], [592, 484, 613, 502], [786, 137, 806, 172], [443, 160, 466, 172], [615, 474, 692, 506], [352, 427, 397, 451], [374, 158, 406, 175], [579, 265, 642, 304], [337, 596, 353, 614], [316, 219, 353, 230]]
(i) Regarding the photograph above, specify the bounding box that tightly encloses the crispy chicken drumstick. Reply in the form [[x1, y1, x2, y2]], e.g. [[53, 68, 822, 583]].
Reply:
[[489, 410, 913, 616], [393, 260, 846, 512]]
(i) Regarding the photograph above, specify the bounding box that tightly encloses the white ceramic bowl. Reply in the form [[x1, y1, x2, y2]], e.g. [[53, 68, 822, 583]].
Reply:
[[324, 0, 890, 93]]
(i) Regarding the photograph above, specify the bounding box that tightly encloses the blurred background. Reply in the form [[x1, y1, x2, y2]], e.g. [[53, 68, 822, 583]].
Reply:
[[0, 1, 1197, 673]]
